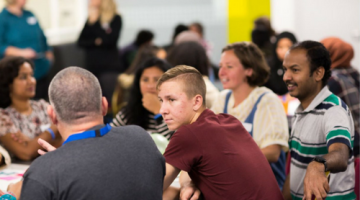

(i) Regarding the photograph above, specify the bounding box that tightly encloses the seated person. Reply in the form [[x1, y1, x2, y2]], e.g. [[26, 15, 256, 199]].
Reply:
[[112, 44, 167, 114], [158, 65, 283, 199], [0, 56, 61, 161], [166, 41, 219, 108], [111, 58, 174, 139], [211, 42, 289, 189], [15, 67, 165, 200]]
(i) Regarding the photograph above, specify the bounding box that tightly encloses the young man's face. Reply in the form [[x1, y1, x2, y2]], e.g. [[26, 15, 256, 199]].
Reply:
[[282, 49, 319, 101], [158, 80, 196, 131]]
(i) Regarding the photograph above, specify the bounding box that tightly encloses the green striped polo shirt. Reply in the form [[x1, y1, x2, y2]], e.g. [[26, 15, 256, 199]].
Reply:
[[289, 87, 355, 200]]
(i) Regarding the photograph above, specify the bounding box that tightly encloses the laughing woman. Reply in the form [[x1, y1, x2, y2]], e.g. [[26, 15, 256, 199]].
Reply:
[[211, 42, 289, 189], [0, 57, 61, 161]]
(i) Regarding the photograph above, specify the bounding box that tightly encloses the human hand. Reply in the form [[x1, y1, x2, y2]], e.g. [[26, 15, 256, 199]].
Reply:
[[180, 183, 201, 200], [45, 51, 54, 62], [20, 48, 36, 59], [142, 93, 161, 114], [88, 7, 99, 24], [95, 37, 102, 46], [38, 138, 57, 155], [7, 179, 23, 199], [303, 161, 329, 200], [11, 132, 30, 146]]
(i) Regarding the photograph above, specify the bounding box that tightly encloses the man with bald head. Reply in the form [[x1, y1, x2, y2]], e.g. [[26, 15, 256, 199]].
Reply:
[[19, 67, 165, 200]]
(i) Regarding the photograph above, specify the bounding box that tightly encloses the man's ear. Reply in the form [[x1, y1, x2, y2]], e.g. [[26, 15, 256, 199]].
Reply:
[[314, 66, 325, 82], [47, 105, 58, 125], [101, 97, 108, 116], [192, 94, 204, 111]]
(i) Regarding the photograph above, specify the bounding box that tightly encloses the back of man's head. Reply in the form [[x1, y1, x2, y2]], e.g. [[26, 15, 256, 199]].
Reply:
[[156, 65, 206, 106], [49, 67, 102, 124]]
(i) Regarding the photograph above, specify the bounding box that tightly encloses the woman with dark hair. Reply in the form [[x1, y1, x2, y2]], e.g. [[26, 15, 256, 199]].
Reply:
[[211, 42, 289, 189], [264, 31, 297, 95], [111, 57, 173, 139], [166, 41, 219, 108], [0, 56, 61, 161], [112, 44, 166, 114]]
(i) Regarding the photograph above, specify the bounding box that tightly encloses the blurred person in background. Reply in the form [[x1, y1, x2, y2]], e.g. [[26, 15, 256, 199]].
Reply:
[[120, 29, 154, 71], [0, 57, 61, 161], [211, 42, 289, 189], [0, 0, 53, 100], [264, 31, 297, 96], [189, 22, 213, 58], [166, 41, 219, 108], [111, 57, 174, 140], [163, 24, 188, 53], [112, 44, 166, 115], [77, 0, 122, 77], [322, 37, 360, 157], [251, 16, 276, 60]]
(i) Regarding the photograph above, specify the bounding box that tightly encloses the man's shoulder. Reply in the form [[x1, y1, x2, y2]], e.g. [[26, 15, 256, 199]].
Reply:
[[315, 93, 349, 113]]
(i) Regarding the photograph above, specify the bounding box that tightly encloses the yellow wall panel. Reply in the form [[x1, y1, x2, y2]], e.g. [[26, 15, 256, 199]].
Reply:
[[228, 0, 271, 43]]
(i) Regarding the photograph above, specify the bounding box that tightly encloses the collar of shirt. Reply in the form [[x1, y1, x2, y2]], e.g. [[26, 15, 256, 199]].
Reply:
[[63, 124, 112, 145], [296, 86, 332, 114]]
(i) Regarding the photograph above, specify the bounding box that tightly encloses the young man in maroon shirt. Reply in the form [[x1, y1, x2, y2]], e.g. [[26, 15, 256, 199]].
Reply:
[[158, 65, 283, 200]]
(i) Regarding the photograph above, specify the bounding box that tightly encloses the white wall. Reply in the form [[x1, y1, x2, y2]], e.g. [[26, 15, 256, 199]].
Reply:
[[271, 0, 360, 70], [116, 0, 227, 63]]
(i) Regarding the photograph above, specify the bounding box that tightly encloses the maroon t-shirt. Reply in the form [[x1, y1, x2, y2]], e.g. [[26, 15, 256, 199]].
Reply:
[[164, 109, 283, 200]]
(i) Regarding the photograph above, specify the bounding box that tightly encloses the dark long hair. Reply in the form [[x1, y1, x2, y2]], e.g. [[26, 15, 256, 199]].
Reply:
[[0, 57, 34, 108], [272, 31, 297, 69], [166, 41, 209, 76], [122, 57, 172, 129]]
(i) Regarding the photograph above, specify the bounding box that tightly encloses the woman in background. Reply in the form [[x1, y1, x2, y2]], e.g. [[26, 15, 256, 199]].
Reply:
[[78, 0, 122, 77], [211, 42, 289, 189], [111, 57, 173, 139], [112, 44, 166, 115], [0, 57, 61, 161], [166, 41, 219, 108], [0, 0, 53, 99], [264, 31, 297, 95]]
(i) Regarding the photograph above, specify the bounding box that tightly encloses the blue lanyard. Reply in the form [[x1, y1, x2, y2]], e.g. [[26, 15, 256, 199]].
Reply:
[[63, 124, 112, 145]]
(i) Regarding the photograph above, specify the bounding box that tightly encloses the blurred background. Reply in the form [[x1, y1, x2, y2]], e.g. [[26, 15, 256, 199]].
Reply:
[[0, 0, 358, 69]]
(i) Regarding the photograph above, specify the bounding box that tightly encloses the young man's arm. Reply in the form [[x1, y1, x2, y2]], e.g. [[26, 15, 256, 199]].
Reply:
[[163, 163, 180, 190], [179, 172, 201, 200], [303, 142, 350, 200]]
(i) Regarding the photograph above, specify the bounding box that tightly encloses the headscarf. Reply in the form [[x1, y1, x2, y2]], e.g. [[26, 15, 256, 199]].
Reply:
[[321, 37, 354, 69]]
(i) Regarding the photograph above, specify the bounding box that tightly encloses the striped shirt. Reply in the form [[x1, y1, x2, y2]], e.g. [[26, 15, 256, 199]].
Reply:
[[211, 87, 289, 150], [289, 86, 355, 200], [111, 111, 173, 140]]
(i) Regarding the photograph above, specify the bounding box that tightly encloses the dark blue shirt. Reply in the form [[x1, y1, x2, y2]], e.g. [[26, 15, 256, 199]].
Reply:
[[0, 8, 51, 79]]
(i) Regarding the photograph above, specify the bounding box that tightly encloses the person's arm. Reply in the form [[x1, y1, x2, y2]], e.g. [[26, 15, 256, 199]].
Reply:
[[96, 15, 122, 47], [303, 143, 349, 200], [0, 125, 59, 161], [257, 94, 289, 163], [163, 163, 180, 190], [179, 172, 201, 200], [282, 174, 291, 200], [261, 144, 282, 163]]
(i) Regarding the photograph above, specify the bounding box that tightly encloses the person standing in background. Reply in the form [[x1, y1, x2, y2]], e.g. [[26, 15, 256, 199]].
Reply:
[[321, 37, 360, 157], [264, 31, 297, 96], [77, 0, 122, 77], [0, 0, 53, 100]]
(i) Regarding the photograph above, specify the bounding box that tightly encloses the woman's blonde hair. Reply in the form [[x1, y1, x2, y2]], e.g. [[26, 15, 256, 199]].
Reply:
[[5, 0, 16, 5], [99, 0, 118, 24]]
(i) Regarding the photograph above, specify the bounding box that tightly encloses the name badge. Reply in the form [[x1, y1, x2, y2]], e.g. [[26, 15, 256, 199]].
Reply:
[[27, 16, 37, 25], [242, 122, 253, 132]]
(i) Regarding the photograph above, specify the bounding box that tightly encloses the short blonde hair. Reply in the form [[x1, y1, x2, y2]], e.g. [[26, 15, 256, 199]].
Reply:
[[156, 65, 206, 106], [222, 42, 270, 86]]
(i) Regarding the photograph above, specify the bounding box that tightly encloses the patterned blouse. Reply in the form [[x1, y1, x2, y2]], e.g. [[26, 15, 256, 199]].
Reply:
[[111, 110, 174, 140], [0, 100, 52, 139]]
